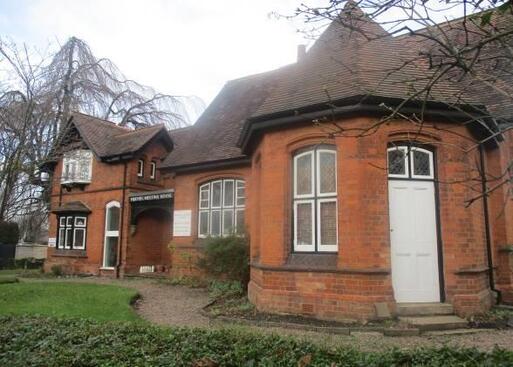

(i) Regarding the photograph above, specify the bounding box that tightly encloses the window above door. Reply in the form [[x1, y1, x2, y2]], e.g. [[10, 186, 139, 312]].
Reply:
[[387, 146, 434, 180]]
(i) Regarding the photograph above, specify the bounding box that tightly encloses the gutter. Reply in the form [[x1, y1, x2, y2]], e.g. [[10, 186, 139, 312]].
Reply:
[[116, 161, 128, 278], [479, 145, 501, 304], [160, 157, 251, 174], [238, 98, 496, 153]]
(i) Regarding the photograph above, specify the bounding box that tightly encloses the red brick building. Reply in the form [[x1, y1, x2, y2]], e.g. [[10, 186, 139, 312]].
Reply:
[[44, 7, 513, 321]]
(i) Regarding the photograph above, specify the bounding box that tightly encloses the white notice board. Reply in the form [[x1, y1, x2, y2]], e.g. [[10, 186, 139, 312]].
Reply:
[[173, 210, 192, 236]]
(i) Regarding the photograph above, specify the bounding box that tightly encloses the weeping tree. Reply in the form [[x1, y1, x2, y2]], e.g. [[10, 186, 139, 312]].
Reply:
[[286, 0, 513, 204], [0, 36, 204, 233]]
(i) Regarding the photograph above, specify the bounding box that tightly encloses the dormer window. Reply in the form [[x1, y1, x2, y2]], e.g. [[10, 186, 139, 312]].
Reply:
[[61, 150, 92, 185], [150, 161, 157, 180], [137, 160, 144, 177]]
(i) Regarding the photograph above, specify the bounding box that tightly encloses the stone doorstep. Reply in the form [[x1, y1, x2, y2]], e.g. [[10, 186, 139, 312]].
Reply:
[[396, 302, 454, 317], [211, 316, 428, 337], [398, 315, 468, 331]]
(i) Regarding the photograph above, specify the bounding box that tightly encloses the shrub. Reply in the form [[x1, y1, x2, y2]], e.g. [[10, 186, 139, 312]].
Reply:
[[50, 265, 63, 277], [198, 235, 249, 286], [208, 279, 244, 300], [1, 316, 513, 366], [0, 221, 19, 245]]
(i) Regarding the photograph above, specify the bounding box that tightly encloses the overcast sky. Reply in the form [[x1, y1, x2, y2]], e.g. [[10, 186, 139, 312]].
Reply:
[[0, 0, 314, 118]]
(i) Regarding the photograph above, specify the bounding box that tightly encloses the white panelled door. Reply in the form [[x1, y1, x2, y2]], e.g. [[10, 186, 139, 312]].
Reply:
[[388, 180, 440, 303]]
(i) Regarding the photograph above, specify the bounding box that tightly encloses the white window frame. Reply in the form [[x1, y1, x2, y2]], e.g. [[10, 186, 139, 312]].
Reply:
[[387, 146, 409, 179], [61, 150, 93, 184], [316, 198, 338, 252], [102, 201, 120, 269], [150, 161, 157, 179], [137, 160, 144, 177], [316, 149, 338, 197], [411, 147, 434, 180], [198, 179, 245, 238], [293, 150, 315, 198], [210, 180, 223, 209], [293, 147, 338, 253], [293, 200, 315, 252], [57, 215, 87, 250]]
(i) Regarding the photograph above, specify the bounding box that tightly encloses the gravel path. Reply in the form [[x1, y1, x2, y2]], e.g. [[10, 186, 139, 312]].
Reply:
[[56, 277, 513, 351]]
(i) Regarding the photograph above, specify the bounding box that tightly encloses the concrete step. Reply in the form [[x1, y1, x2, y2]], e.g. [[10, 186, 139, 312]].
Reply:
[[396, 302, 454, 316], [399, 315, 468, 331]]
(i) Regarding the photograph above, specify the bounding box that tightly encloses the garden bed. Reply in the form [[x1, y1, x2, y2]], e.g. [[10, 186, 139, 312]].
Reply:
[[1, 316, 513, 366]]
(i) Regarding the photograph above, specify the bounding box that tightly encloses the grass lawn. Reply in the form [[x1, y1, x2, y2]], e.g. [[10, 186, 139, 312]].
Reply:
[[0, 281, 140, 322]]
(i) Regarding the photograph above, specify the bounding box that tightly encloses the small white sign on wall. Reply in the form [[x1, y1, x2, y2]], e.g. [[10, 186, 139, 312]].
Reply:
[[173, 210, 192, 237], [48, 237, 56, 247]]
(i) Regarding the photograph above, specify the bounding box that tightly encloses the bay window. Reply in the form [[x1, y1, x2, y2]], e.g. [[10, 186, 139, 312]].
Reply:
[[61, 149, 93, 184], [198, 179, 245, 237], [293, 146, 338, 252], [57, 215, 87, 250]]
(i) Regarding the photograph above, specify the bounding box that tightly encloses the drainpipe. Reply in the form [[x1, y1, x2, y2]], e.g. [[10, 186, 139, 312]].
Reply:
[[116, 161, 128, 278], [479, 145, 501, 304]]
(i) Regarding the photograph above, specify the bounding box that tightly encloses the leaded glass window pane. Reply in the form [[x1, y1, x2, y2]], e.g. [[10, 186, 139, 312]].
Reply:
[[199, 184, 210, 209], [58, 228, 65, 247], [388, 149, 406, 176], [413, 149, 431, 177], [236, 181, 245, 207], [211, 181, 222, 208], [198, 211, 209, 237], [199, 179, 245, 237], [104, 236, 118, 267], [318, 151, 336, 194], [222, 209, 234, 235], [65, 228, 73, 247], [211, 210, 221, 236], [295, 152, 313, 196], [319, 201, 337, 246], [223, 180, 234, 207], [235, 209, 245, 234], [107, 207, 120, 231], [296, 202, 313, 246], [74, 228, 85, 249]]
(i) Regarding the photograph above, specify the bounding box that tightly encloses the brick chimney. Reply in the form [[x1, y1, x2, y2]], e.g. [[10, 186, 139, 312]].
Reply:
[[297, 44, 306, 62]]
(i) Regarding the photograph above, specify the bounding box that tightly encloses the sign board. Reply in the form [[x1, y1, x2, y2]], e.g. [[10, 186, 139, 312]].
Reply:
[[129, 191, 173, 203], [173, 210, 192, 237], [48, 237, 56, 247]]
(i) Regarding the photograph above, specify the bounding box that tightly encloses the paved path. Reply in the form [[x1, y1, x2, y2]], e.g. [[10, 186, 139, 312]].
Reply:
[[59, 277, 513, 351]]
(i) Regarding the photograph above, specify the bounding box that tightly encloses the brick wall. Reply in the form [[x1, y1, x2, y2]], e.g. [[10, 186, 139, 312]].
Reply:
[[46, 138, 172, 276], [245, 117, 500, 320]]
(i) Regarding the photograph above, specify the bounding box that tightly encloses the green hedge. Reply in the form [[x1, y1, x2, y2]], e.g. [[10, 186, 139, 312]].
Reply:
[[1, 316, 512, 366], [198, 235, 249, 286]]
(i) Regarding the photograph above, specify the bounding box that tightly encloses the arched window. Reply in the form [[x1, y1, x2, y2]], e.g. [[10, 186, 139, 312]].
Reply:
[[137, 159, 144, 177], [387, 145, 434, 179], [293, 146, 337, 252], [150, 161, 157, 180], [198, 179, 245, 237], [103, 201, 120, 268]]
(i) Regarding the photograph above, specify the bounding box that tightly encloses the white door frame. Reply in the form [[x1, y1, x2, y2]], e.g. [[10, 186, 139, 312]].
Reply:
[[387, 145, 444, 303]]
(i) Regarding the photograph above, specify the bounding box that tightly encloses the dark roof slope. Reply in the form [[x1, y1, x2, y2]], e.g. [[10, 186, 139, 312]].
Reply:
[[70, 112, 172, 159], [162, 69, 286, 169], [252, 4, 482, 119], [399, 10, 513, 124]]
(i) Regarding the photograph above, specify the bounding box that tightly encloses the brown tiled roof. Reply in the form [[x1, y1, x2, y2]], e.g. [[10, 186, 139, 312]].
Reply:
[[161, 4, 508, 169], [70, 112, 172, 159], [398, 10, 513, 124], [51, 201, 91, 214], [162, 69, 286, 169], [252, 5, 482, 119]]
